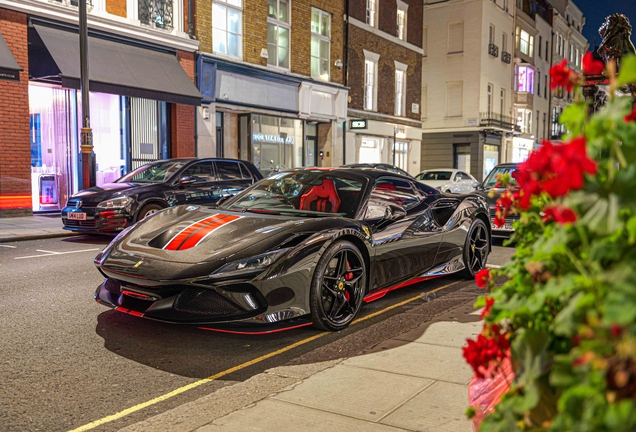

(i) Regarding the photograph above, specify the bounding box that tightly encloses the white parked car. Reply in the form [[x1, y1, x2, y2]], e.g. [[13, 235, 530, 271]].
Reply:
[[416, 169, 480, 194]]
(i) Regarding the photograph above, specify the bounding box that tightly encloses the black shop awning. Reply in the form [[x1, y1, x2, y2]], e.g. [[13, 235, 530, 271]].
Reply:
[[30, 25, 201, 106], [0, 33, 22, 81]]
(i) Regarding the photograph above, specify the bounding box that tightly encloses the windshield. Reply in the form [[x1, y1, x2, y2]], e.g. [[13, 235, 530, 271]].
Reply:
[[483, 166, 517, 188], [220, 171, 366, 218], [417, 171, 453, 181], [117, 161, 187, 184]]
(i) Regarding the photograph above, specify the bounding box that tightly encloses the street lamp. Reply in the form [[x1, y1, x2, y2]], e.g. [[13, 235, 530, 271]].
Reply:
[[79, 0, 95, 188]]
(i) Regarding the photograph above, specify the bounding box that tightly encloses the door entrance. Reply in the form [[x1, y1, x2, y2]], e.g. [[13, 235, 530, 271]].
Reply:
[[129, 98, 169, 171], [216, 112, 224, 157]]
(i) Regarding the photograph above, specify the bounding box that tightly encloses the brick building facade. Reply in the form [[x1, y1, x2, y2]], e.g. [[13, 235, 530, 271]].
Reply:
[[194, 0, 348, 175], [0, 0, 200, 217], [344, 0, 424, 175], [0, 9, 29, 216]]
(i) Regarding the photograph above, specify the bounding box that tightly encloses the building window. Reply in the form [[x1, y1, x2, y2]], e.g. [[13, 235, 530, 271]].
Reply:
[[519, 29, 533, 57], [311, 8, 331, 81], [538, 35, 542, 58], [516, 66, 535, 94], [423, 27, 427, 57], [489, 24, 495, 44], [267, 0, 290, 69], [395, 68, 406, 116], [396, 6, 407, 41], [212, 0, 243, 58], [536, 110, 540, 138], [500, 88, 505, 115], [446, 81, 463, 117], [487, 83, 493, 114], [544, 75, 548, 99], [421, 84, 428, 119], [393, 141, 409, 171], [139, 0, 174, 31], [502, 32, 507, 52], [537, 71, 541, 97], [366, 0, 376, 27], [545, 40, 549, 59], [448, 21, 464, 54], [364, 52, 379, 111]]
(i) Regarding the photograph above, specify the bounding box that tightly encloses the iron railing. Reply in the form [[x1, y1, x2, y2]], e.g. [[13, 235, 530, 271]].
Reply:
[[480, 112, 520, 132], [502, 51, 512, 64], [488, 43, 499, 58], [139, 0, 174, 31]]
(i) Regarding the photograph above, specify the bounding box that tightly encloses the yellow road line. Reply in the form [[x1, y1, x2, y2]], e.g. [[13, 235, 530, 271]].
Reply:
[[69, 280, 462, 432]]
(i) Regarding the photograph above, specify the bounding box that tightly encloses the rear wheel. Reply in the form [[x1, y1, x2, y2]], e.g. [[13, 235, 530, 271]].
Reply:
[[136, 203, 163, 222], [461, 218, 490, 278], [310, 240, 366, 331]]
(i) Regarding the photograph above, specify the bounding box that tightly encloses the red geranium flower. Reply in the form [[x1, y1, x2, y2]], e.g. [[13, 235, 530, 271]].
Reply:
[[625, 106, 636, 123], [481, 297, 495, 319], [542, 205, 577, 224], [475, 268, 490, 289], [493, 215, 506, 228], [463, 325, 510, 378], [582, 52, 605, 75], [611, 324, 623, 337], [550, 59, 577, 92]]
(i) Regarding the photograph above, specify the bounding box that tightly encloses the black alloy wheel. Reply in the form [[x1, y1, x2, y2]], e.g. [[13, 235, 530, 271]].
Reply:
[[310, 240, 366, 331], [461, 218, 490, 278]]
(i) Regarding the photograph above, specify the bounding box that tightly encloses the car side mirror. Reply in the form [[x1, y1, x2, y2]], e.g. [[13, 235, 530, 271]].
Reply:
[[179, 176, 196, 185], [472, 181, 481, 189], [384, 204, 407, 223]]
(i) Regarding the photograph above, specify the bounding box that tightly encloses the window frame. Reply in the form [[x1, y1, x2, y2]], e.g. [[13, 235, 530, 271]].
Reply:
[[363, 50, 380, 112], [396, 0, 408, 41], [394, 61, 408, 117], [310, 8, 331, 81], [366, 0, 377, 27], [267, 0, 291, 70], [448, 21, 464, 54], [212, 0, 243, 59]]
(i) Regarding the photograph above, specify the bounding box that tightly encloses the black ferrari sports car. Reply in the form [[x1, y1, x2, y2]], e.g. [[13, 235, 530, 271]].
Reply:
[[94, 168, 491, 332]]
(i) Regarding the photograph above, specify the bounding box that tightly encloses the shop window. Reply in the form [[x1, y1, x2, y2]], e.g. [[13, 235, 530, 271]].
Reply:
[[483, 144, 500, 179], [359, 138, 380, 164], [139, 0, 174, 31], [215, 161, 243, 180], [250, 114, 303, 177], [311, 8, 331, 81], [453, 144, 471, 172], [392, 142, 409, 172], [267, 0, 290, 69], [213, 0, 243, 58]]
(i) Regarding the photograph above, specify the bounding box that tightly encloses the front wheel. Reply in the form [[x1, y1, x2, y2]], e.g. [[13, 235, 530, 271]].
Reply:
[[460, 218, 490, 278], [136, 203, 163, 222], [310, 240, 367, 331]]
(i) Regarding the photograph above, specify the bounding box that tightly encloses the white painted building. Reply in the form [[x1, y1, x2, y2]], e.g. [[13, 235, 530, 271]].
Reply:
[[422, 0, 517, 181], [550, 0, 588, 140]]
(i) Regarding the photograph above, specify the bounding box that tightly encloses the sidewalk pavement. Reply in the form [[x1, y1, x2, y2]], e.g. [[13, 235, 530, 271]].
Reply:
[[122, 299, 482, 432], [0, 214, 76, 242]]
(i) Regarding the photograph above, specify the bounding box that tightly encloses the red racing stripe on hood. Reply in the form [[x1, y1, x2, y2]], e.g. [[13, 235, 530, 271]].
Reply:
[[163, 214, 227, 251], [178, 214, 241, 250]]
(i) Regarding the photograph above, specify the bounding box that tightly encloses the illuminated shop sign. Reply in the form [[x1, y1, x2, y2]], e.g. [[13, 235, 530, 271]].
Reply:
[[350, 119, 367, 130], [252, 133, 294, 144]]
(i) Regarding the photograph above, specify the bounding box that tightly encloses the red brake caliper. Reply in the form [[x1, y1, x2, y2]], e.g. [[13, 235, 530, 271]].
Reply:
[[344, 261, 353, 301]]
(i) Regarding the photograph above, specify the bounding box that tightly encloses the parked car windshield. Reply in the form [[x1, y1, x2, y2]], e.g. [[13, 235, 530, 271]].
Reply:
[[221, 171, 365, 218], [117, 161, 187, 184], [483, 166, 517, 188], [417, 171, 453, 181]]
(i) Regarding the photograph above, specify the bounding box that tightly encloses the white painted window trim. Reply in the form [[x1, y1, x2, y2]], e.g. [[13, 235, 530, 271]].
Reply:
[[310, 7, 331, 81], [366, 0, 378, 28], [267, 0, 292, 70], [212, 0, 243, 60], [363, 49, 379, 112], [396, 0, 408, 41]]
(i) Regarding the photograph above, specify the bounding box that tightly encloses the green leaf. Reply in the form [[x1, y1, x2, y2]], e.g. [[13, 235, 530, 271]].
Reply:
[[616, 55, 636, 86], [553, 292, 585, 336], [627, 216, 636, 244], [605, 400, 636, 432]]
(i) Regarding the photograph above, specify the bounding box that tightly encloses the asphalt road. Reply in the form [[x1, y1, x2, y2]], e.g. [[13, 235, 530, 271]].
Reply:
[[0, 236, 514, 432]]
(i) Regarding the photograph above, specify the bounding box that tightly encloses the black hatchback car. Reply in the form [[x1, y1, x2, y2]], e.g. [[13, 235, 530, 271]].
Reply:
[[476, 162, 519, 238], [62, 158, 263, 234]]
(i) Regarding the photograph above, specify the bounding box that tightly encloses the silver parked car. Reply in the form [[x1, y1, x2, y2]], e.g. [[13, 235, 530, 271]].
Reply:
[[416, 169, 480, 194]]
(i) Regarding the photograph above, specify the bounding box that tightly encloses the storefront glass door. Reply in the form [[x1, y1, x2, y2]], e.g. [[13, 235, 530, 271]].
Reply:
[[29, 84, 78, 211], [358, 138, 381, 163], [251, 115, 303, 176]]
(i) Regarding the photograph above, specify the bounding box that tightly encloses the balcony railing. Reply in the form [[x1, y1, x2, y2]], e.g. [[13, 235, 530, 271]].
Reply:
[[488, 43, 499, 58], [139, 0, 174, 31], [480, 112, 520, 132], [501, 51, 511, 64]]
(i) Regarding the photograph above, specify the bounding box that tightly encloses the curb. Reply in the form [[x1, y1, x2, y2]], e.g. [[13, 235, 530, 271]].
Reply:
[[0, 231, 80, 243]]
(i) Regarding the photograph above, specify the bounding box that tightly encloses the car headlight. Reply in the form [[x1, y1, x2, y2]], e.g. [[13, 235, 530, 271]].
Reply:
[[212, 248, 290, 278], [97, 196, 133, 209]]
